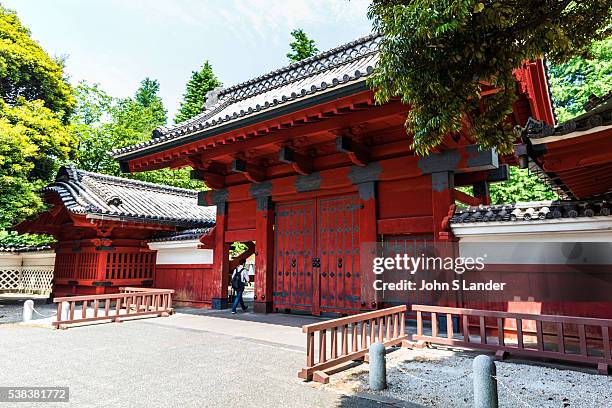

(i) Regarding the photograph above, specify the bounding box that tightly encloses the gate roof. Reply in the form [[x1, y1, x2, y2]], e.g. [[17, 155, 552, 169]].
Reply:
[[111, 34, 381, 163]]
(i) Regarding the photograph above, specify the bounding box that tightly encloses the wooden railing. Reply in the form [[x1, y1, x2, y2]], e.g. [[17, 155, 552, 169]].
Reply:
[[53, 287, 174, 329], [412, 305, 612, 375], [298, 305, 408, 383]]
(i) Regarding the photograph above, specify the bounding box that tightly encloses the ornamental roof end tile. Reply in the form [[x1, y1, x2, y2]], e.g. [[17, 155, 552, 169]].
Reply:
[[521, 91, 612, 139]]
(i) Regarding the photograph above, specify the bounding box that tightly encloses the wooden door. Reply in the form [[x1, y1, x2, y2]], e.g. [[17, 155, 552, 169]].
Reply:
[[273, 194, 362, 314], [273, 200, 315, 311], [318, 195, 361, 313]]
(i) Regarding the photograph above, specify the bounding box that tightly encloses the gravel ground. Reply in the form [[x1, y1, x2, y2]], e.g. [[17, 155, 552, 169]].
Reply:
[[0, 295, 55, 324], [325, 346, 612, 408]]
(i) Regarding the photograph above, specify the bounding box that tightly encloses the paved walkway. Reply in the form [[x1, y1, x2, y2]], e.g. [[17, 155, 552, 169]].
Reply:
[[0, 309, 403, 407]]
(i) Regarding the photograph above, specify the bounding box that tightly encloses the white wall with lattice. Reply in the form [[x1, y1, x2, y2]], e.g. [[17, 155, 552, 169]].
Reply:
[[0, 251, 55, 295]]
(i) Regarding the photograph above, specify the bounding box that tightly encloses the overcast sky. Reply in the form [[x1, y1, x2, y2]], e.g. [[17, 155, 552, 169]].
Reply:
[[4, 0, 373, 122]]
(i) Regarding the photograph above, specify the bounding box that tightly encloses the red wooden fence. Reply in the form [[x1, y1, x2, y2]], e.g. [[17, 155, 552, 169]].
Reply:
[[298, 305, 408, 383], [53, 287, 173, 329], [412, 305, 612, 375]]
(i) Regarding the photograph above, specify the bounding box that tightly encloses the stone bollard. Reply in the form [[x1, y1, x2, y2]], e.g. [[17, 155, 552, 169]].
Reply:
[[22, 300, 34, 322], [369, 342, 387, 391], [61, 302, 70, 321], [473, 355, 498, 408]]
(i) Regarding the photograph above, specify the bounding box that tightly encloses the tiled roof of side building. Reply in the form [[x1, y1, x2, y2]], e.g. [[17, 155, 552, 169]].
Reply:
[[46, 165, 216, 228], [451, 199, 611, 224], [0, 244, 53, 253], [522, 91, 612, 140], [148, 228, 213, 243], [112, 34, 381, 158]]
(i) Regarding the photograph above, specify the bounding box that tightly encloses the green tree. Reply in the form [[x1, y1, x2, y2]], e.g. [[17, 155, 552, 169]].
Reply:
[[489, 167, 557, 204], [135, 77, 167, 125], [549, 36, 612, 122], [367, 1, 611, 155], [0, 98, 76, 229], [175, 61, 221, 123], [487, 36, 611, 205], [0, 6, 76, 245], [74, 81, 201, 190], [0, 6, 74, 120], [287, 29, 319, 62]]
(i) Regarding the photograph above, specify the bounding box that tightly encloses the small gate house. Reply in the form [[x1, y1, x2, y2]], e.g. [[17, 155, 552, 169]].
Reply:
[[17, 165, 215, 298], [110, 35, 555, 314]]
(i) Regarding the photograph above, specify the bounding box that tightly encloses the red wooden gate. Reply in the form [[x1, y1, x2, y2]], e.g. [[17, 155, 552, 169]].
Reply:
[[274, 194, 361, 314], [274, 200, 315, 311], [318, 195, 361, 313]]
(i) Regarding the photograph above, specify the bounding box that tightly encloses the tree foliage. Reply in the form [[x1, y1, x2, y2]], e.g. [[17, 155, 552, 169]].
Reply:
[[0, 6, 76, 246], [73, 80, 202, 189], [0, 230, 52, 246], [175, 61, 221, 123], [489, 167, 557, 204], [549, 36, 612, 122], [0, 6, 74, 120], [287, 29, 319, 62], [135, 78, 167, 125], [367, 1, 611, 155], [0, 98, 76, 229]]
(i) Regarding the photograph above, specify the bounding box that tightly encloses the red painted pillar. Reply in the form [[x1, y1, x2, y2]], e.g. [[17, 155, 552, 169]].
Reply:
[[431, 172, 455, 241], [254, 196, 274, 313], [431, 171, 461, 308], [211, 199, 230, 309], [95, 248, 108, 295], [357, 182, 378, 310]]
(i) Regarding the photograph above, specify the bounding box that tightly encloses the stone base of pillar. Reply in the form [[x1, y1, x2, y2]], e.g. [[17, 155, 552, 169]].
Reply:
[[253, 301, 273, 314], [211, 298, 229, 310]]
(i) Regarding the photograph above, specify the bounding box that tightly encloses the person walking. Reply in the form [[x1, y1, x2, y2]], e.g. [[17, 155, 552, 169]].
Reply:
[[231, 259, 249, 314]]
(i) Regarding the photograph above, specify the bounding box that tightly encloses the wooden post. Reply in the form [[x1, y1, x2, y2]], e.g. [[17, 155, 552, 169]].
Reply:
[[473, 181, 491, 206], [357, 181, 378, 310], [254, 196, 274, 313], [95, 249, 108, 295], [211, 195, 230, 309], [431, 171, 455, 241]]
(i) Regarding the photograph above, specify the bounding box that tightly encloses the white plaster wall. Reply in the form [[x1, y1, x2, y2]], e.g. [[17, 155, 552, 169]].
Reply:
[[0, 253, 23, 268], [148, 239, 213, 265], [453, 218, 612, 264], [453, 217, 612, 242], [21, 251, 56, 267]]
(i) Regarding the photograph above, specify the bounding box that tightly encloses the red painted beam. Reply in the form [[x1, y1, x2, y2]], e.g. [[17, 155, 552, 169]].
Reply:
[[453, 189, 483, 206], [377, 216, 434, 235], [224, 229, 256, 243]]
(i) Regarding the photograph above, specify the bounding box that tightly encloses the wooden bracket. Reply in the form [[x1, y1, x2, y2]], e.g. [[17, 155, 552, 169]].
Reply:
[[279, 146, 312, 175], [190, 168, 225, 190], [453, 189, 483, 207], [230, 159, 266, 183], [189, 160, 226, 189], [334, 135, 369, 167]]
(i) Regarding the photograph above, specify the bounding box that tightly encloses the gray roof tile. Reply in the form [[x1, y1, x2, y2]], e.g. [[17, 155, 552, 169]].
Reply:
[[149, 228, 212, 243], [451, 199, 611, 224], [0, 244, 53, 253], [46, 165, 215, 228]]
